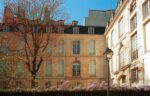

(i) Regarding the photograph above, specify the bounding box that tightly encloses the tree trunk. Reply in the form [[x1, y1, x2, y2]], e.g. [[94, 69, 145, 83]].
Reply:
[[31, 74, 36, 88]]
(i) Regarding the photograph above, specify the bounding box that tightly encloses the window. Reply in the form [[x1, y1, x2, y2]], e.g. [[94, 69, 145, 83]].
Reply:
[[73, 27, 79, 34], [33, 26, 40, 33], [130, 0, 136, 13], [16, 62, 24, 77], [88, 40, 95, 54], [45, 62, 52, 77], [118, 17, 124, 37], [0, 42, 8, 54], [18, 37, 24, 50], [58, 27, 64, 34], [46, 44, 52, 54], [119, 47, 124, 67], [89, 60, 96, 76], [58, 40, 64, 54], [88, 27, 94, 34], [111, 30, 114, 47], [0, 60, 7, 76], [73, 40, 80, 54], [57, 60, 64, 76], [131, 33, 138, 60], [3, 26, 10, 32], [130, 15, 137, 31], [144, 22, 150, 51], [46, 40, 52, 54], [143, 0, 150, 18], [73, 61, 80, 77], [131, 69, 139, 83]]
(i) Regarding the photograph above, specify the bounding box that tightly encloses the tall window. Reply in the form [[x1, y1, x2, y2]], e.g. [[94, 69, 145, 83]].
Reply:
[[18, 37, 24, 50], [57, 60, 64, 76], [73, 61, 80, 77], [143, 0, 150, 18], [0, 42, 8, 54], [118, 17, 124, 37], [119, 47, 124, 67], [88, 40, 95, 54], [130, 0, 136, 13], [58, 40, 64, 54], [131, 69, 139, 83], [144, 22, 150, 51], [73, 40, 80, 54], [45, 62, 52, 77], [89, 60, 96, 76], [16, 62, 24, 77], [111, 30, 114, 47], [73, 27, 79, 34], [0, 60, 7, 76], [111, 56, 114, 72], [131, 33, 138, 60], [88, 27, 94, 34], [130, 15, 137, 31]]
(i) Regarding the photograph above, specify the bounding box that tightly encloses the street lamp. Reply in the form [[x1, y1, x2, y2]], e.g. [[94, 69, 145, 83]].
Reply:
[[104, 48, 113, 96]]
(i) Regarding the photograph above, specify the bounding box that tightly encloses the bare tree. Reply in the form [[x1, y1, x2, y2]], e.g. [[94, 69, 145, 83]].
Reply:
[[1, 0, 65, 88]]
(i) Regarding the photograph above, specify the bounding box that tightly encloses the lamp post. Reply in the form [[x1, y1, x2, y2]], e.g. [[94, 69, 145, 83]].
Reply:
[[104, 48, 113, 96]]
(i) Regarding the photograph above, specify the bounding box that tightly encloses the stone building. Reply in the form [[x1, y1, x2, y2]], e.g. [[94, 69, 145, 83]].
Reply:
[[0, 6, 107, 89], [104, 0, 150, 87]]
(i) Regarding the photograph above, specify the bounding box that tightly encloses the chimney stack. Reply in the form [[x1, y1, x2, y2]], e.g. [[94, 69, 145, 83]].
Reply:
[[58, 20, 64, 25], [72, 20, 78, 26]]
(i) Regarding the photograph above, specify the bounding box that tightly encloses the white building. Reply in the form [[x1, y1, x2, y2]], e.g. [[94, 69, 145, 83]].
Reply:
[[104, 0, 150, 87]]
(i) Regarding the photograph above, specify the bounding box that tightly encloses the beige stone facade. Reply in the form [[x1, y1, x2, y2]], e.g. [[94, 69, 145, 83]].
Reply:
[[104, 0, 150, 87], [0, 32, 106, 89]]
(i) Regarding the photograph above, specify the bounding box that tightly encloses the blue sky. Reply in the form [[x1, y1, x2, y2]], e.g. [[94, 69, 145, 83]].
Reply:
[[64, 0, 118, 25], [0, 0, 118, 25]]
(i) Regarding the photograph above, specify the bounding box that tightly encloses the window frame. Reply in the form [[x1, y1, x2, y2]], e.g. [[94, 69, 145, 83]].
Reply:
[[72, 61, 80, 77]]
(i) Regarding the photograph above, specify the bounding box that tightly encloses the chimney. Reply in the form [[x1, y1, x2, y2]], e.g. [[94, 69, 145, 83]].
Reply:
[[44, 6, 50, 22], [58, 20, 64, 25], [72, 20, 78, 26], [18, 6, 25, 18]]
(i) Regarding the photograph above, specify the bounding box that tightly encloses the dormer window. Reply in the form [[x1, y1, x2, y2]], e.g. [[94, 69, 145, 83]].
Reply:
[[88, 27, 94, 34], [73, 27, 79, 34], [58, 27, 64, 34], [3, 26, 10, 32]]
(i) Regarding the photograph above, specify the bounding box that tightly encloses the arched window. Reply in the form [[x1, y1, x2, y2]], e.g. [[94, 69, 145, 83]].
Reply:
[[73, 61, 80, 77], [119, 47, 124, 68]]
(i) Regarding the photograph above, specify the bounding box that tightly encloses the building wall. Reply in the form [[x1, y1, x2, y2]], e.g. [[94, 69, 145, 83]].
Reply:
[[104, 0, 150, 87], [0, 32, 106, 89], [84, 10, 114, 27]]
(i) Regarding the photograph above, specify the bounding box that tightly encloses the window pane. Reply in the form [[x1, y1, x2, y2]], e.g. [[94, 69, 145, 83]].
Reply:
[[58, 40, 64, 54], [73, 41, 80, 54], [73, 27, 79, 34], [16, 62, 24, 77], [89, 60, 96, 76], [0, 60, 7, 76], [145, 22, 150, 50], [73, 62, 80, 76], [131, 33, 138, 60], [88, 40, 95, 54], [58, 60, 64, 76], [45, 62, 52, 77]]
